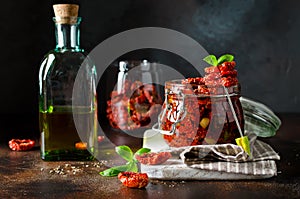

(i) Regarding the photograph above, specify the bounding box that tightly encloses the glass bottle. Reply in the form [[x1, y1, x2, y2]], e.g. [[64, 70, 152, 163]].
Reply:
[[38, 4, 97, 160]]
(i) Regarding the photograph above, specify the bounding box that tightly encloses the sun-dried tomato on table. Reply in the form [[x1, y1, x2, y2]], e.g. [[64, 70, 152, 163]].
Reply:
[[118, 171, 149, 188], [160, 54, 244, 147], [8, 139, 35, 151], [106, 80, 162, 130], [135, 151, 172, 165]]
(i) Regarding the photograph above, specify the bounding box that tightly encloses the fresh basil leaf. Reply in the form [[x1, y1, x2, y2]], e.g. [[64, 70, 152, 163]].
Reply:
[[115, 145, 133, 162], [99, 168, 120, 177], [99, 164, 129, 177], [126, 161, 138, 172], [134, 148, 151, 156], [203, 55, 218, 66], [217, 54, 234, 65]]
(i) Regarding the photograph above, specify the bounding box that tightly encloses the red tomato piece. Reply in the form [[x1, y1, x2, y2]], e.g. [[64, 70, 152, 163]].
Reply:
[[97, 136, 105, 143], [8, 139, 35, 151], [135, 151, 172, 165], [118, 172, 149, 188], [204, 66, 220, 74]]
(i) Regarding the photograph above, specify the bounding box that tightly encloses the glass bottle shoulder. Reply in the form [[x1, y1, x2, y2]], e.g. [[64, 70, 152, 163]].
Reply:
[[38, 49, 95, 80]]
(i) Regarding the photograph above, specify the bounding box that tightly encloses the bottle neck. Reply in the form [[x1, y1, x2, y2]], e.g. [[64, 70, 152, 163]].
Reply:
[[54, 17, 81, 51]]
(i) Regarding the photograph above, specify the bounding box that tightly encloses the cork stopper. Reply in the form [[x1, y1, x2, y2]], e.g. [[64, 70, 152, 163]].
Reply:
[[53, 4, 79, 24]]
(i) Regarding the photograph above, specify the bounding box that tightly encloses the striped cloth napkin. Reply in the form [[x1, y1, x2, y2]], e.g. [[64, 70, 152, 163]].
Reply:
[[179, 132, 280, 176]]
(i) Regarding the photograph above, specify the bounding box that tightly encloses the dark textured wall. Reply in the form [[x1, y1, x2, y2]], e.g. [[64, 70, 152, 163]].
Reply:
[[0, 0, 299, 121]]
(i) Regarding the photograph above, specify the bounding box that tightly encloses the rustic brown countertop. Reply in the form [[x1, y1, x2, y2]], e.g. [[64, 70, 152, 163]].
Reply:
[[0, 113, 299, 198]]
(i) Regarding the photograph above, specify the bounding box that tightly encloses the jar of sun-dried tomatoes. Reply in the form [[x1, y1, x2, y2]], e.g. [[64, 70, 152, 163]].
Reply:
[[101, 60, 163, 150], [106, 61, 163, 132], [156, 79, 244, 147]]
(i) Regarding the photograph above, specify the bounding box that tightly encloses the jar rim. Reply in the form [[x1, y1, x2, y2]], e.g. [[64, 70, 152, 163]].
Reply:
[[165, 79, 241, 97]]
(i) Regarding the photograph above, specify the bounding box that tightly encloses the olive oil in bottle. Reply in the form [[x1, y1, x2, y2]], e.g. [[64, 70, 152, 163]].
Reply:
[[38, 4, 98, 161]]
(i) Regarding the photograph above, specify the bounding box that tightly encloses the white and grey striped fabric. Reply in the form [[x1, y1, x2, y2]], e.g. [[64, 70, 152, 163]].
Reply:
[[180, 132, 280, 176]]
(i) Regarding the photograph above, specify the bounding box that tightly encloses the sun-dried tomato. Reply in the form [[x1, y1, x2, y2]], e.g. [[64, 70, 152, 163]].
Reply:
[[97, 135, 105, 143], [135, 151, 172, 165], [106, 80, 162, 131], [75, 142, 87, 150], [182, 77, 205, 85], [118, 172, 149, 188], [8, 139, 35, 151]]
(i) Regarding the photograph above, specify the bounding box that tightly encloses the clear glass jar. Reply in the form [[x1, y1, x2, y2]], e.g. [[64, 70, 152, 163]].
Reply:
[[38, 16, 98, 160], [106, 61, 162, 131], [157, 80, 244, 147], [102, 60, 163, 150]]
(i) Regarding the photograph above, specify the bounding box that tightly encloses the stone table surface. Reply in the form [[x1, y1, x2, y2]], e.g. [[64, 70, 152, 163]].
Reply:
[[0, 113, 299, 199]]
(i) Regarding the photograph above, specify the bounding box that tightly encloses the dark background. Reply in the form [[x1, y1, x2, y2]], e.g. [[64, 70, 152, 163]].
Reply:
[[0, 0, 299, 139]]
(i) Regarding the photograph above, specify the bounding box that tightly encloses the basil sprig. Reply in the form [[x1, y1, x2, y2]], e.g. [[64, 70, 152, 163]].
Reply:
[[203, 54, 234, 66], [115, 145, 133, 162], [99, 145, 151, 177]]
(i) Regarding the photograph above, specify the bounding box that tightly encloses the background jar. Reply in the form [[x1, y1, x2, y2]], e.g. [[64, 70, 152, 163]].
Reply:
[[99, 60, 164, 150]]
